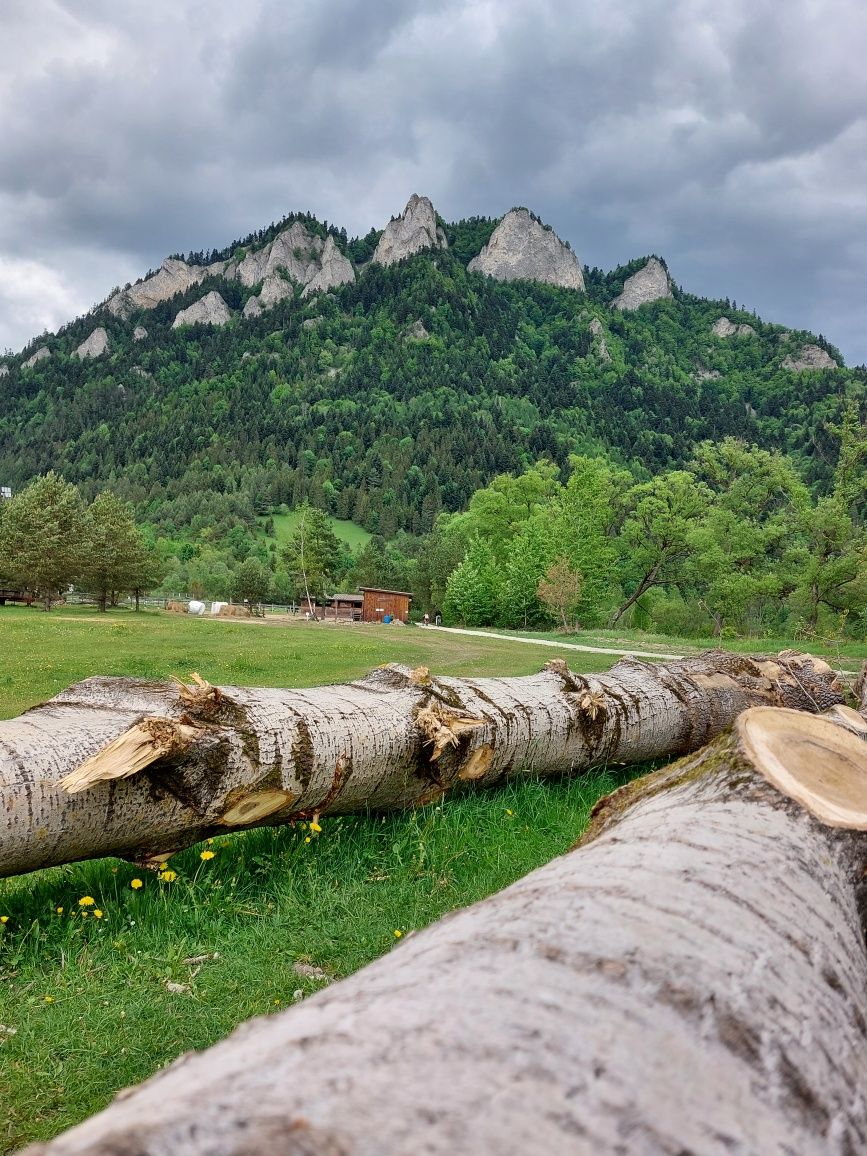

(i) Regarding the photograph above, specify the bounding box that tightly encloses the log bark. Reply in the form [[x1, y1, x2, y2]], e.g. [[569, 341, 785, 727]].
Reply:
[[0, 651, 841, 879], [23, 707, 867, 1155]]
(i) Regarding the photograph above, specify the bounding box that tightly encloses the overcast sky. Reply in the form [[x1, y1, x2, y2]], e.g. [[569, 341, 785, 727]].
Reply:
[[2, 0, 867, 362]]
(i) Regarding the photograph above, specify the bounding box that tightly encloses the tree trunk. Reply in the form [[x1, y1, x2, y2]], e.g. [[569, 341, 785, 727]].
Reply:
[[0, 652, 841, 879], [24, 707, 867, 1156], [609, 560, 661, 625]]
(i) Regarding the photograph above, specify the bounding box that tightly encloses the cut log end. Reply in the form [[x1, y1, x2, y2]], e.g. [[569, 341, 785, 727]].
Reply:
[[59, 718, 200, 794], [217, 788, 297, 826], [738, 706, 867, 829]]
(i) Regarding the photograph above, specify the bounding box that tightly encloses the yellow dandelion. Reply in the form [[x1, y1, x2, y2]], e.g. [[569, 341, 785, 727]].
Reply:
[[158, 863, 168, 871], [56, 907, 64, 915], [304, 837, 311, 844], [393, 929, 403, 938], [130, 879, 143, 890], [159, 870, 178, 883], [273, 998, 281, 1005], [199, 850, 215, 861], [78, 896, 95, 907], [309, 820, 322, 833], [0, 916, 8, 924], [505, 808, 514, 816], [93, 910, 103, 920], [81, 911, 88, 919], [44, 995, 55, 1004]]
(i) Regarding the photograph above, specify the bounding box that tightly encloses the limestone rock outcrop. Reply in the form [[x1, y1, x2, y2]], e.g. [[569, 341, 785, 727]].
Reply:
[[74, 327, 109, 359], [405, 319, 430, 340], [0, 364, 9, 377], [108, 258, 225, 317], [588, 317, 611, 361], [243, 296, 263, 319], [302, 236, 355, 297], [782, 344, 838, 371], [23, 346, 50, 368], [612, 257, 672, 310], [172, 291, 232, 329], [235, 221, 323, 289], [372, 195, 447, 267], [133, 326, 148, 341], [468, 209, 584, 290], [237, 226, 354, 314], [712, 317, 755, 338]]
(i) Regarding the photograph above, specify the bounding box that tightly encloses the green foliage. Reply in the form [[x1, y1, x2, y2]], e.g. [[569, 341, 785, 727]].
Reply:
[[0, 473, 86, 608], [280, 504, 348, 603]]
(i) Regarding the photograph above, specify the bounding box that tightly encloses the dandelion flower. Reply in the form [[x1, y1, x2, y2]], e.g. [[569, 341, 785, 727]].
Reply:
[[130, 879, 143, 890], [78, 896, 95, 907], [310, 820, 322, 833], [393, 929, 403, 938], [505, 808, 514, 816], [56, 907, 64, 915], [93, 910, 103, 920], [199, 850, 215, 861], [44, 995, 54, 1004], [159, 870, 178, 883], [0, 916, 8, 924], [304, 837, 311, 844]]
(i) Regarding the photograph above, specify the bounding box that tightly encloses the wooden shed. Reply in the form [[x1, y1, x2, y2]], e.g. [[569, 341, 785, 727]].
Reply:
[[326, 593, 364, 622], [359, 587, 413, 624]]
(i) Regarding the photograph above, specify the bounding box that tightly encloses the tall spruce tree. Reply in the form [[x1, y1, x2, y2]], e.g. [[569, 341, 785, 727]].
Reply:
[[0, 472, 85, 610]]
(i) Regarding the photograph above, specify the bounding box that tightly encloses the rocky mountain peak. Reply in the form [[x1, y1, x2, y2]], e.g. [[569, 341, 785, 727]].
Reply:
[[372, 195, 447, 267], [302, 236, 356, 297], [612, 257, 672, 311], [467, 208, 584, 290], [172, 291, 232, 329], [22, 345, 50, 369]]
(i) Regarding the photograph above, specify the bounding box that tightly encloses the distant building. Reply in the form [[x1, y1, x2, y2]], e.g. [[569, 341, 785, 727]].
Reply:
[[0, 486, 11, 501], [359, 587, 413, 624], [326, 593, 364, 622]]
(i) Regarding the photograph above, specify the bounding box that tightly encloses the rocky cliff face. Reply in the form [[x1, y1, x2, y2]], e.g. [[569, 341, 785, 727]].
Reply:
[[74, 327, 109, 359], [372, 195, 447, 267], [712, 317, 755, 338], [467, 209, 584, 290], [235, 221, 323, 288], [108, 258, 224, 318], [133, 326, 148, 341], [0, 364, 8, 377], [612, 258, 672, 310], [588, 317, 611, 361], [782, 344, 838, 371], [22, 346, 50, 368], [302, 236, 355, 297], [172, 291, 232, 329]]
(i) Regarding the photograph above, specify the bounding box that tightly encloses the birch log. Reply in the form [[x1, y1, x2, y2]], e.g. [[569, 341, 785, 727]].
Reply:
[[24, 705, 867, 1156], [0, 651, 840, 879]]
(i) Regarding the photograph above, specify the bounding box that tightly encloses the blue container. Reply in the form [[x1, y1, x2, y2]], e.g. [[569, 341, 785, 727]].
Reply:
[[383, 614, 392, 624]]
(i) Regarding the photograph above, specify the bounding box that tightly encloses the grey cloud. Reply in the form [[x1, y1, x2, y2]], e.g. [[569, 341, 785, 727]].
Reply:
[[1, 0, 867, 363]]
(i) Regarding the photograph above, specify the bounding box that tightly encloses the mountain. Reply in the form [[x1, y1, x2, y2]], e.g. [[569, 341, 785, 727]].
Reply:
[[0, 195, 860, 544]]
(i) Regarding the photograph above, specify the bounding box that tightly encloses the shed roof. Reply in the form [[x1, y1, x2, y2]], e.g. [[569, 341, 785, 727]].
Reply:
[[358, 587, 414, 597]]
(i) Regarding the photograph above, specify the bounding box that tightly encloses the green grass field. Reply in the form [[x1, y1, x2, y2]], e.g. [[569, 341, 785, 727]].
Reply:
[[0, 606, 627, 1150], [262, 510, 371, 552]]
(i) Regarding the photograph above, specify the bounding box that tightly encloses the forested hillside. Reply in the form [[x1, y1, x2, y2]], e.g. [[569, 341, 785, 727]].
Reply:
[[0, 201, 864, 633], [1, 204, 860, 550]]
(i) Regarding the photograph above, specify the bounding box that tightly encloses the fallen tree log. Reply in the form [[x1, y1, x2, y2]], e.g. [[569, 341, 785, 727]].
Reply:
[[24, 704, 867, 1155], [0, 650, 841, 878]]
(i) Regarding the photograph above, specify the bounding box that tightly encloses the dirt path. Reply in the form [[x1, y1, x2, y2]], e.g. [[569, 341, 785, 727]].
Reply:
[[422, 625, 685, 661]]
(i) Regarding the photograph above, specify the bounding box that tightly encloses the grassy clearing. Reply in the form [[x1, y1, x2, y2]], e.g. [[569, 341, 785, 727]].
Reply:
[[0, 606, 630, 1149], [262, 510, 371, 552], [0, 605, 610, 721]]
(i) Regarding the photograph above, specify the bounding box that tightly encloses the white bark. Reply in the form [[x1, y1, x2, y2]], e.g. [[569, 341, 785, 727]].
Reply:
[[0, 651, 840, 878], [23, 713, 867, 1156]]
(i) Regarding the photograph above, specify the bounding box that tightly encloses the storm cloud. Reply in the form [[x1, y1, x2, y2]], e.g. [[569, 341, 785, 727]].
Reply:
[[2, 0, 867, 361]]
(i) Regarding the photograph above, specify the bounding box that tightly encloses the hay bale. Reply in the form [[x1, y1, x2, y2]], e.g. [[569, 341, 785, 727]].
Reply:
[[218, 604, 252, 618], [165, 600, 188, 614]]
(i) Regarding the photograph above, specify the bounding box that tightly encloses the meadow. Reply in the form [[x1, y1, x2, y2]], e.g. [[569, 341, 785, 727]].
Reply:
[[0, 606, 623, 1151]]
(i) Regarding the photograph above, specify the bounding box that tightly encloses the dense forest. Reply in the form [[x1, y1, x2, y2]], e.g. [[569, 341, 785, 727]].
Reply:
[[1, 207, 864, 635]]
